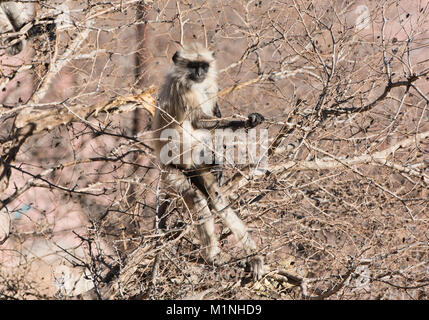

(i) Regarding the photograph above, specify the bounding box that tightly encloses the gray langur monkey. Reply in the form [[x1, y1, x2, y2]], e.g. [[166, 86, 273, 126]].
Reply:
[[153, 43, 265, 279]]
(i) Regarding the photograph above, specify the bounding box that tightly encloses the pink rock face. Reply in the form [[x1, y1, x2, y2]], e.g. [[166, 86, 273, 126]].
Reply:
[[0, 3, 114, 297], [347, 1, 429, 89]]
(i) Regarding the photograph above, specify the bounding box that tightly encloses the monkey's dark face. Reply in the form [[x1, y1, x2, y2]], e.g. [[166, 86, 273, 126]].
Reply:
[[186, 61, 210, 83], [172, 46, 216, 84], [173, 51, 211, 83]]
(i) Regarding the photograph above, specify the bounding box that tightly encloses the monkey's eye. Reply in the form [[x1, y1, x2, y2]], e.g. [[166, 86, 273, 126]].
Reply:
[[201, 63, 209, 72], [187, 62, 209, 72]]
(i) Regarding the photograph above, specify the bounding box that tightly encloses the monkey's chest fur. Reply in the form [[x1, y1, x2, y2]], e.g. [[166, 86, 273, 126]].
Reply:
[[154, 80, 218, 170], [191, 82, 217, 116]]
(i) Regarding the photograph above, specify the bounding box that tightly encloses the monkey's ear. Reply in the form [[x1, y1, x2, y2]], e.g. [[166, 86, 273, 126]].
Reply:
[[172, 51, 179, 64]]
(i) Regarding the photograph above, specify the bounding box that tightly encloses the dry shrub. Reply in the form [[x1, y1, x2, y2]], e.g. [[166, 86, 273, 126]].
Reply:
[[0, 0, 428, 299]]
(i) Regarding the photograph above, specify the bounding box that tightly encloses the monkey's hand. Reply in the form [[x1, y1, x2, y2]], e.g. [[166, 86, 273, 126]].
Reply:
[[247, 113, 265, 128]]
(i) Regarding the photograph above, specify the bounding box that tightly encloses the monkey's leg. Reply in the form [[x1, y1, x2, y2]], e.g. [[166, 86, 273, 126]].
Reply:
[[163, 167, 220, 262], [194, 170, 265, 279]]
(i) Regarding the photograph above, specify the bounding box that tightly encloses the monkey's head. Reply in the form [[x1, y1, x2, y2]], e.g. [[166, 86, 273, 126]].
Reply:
[[172, 43, 216, 84]]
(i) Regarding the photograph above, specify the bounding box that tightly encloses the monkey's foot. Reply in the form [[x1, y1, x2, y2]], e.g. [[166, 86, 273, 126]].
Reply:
[[248, 255, 265, 280], [202, 244, 221, 264]]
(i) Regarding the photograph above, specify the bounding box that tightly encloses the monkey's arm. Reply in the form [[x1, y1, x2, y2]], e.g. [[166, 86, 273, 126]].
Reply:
[[191, 110, 264, 130]]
